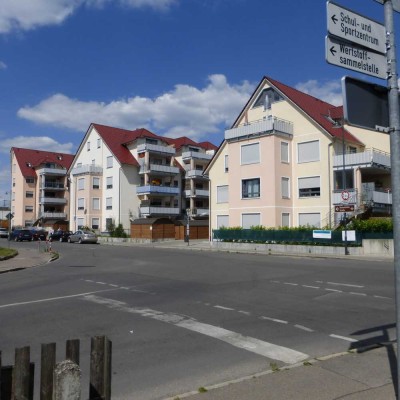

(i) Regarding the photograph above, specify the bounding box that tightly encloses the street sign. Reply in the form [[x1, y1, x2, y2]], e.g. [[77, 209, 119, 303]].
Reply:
[[335, 205, 355, 212], [374, 0, 400, 13], [342, 76, 389, 131], [5, 212, 13, 219], [341, 190, 350, 201], [326, 36, 387, 79], [327, 1, 386, 54]]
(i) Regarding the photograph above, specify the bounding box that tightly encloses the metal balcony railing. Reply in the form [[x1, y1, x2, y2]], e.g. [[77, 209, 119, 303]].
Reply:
[[39, 197, 67, 205], [182, 151, 213, 161], [37, 167, 67, 176], [333, 148, 391, 169], [140, 206, 180, 216], [71, 165, 103, 175], [137, 143, 176, 155], [225, 117, 293, 140], [186, 169, 207, 178], [139, 164, 180, 175], [136, 185, 180, 195], [41, 182, 65, 189], [39, 212, 67, 219]]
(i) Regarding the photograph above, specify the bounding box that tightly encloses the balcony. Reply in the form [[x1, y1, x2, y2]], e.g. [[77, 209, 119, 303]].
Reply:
[[332, 188, 392, 206], [189, 208, 209, 216], [71, 165, 103, 175], [184, 189, 209, 197], [39, 197, 67, 205], [333, 149, 391, 170], [136, 185, 180, 195], [41, 182, 65, 190], [137, 143, 176, 155], [140, 206, 180, 216], [139, 164, 180, 175], [332, 189, 358, 205], [39, 212, 67, 220], [37, 167, 67, 176], [225, 117, 293, 141], [186, 169, 207, 178], [182, 151, 213, 162]]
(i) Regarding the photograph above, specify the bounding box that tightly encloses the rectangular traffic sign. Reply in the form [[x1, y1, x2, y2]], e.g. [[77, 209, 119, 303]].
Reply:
[[327, 1, 386, 54], [335, 205, 355, 212], [326, 36, 387, 79]]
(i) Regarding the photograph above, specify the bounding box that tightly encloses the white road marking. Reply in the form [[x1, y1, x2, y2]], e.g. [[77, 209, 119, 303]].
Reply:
[[327, 281, 364, 288], [96, 282, 106, 285], [294, 325, 314, 332], [214, 305, 235, 311], [238, 310, 251, 316], [0, 289, 117, 309], [260, 316, 288, 324], [270, 280, 280, 284], [374, 295, 391, 299], [302, 285, 320, 289], [284, 282, 298, 286], [109, 284, 119, 287], [349, 292, 367, 296], [120, 287, 130, 290], [325, 288, 342, 293], [329, 334, 358, 343], [83, 295, 308, 364]]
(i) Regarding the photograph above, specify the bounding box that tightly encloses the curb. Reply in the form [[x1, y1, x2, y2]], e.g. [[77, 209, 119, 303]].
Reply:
[[0, 250, 18, 261]]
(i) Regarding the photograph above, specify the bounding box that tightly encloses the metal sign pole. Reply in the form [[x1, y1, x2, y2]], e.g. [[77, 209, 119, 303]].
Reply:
[[383, 1, 400, 398]]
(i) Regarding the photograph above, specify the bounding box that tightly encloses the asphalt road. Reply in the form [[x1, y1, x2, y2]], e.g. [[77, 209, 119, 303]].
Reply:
[[0, 241, 396, 399]]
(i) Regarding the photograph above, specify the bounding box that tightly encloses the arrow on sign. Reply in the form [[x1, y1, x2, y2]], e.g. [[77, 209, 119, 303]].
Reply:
[[331, 14, 338, 24], [330, 46, 336, 56]]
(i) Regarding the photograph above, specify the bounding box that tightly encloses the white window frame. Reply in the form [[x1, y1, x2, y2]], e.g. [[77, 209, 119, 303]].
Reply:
[[241, 213, 261, 229], [224, 154, 229, 173], [77, 198, 85, 210], [87, 141, 91, 151], [216, 185, 229, 204], [106, 156, 113, 168], [77, 178, 85, 190], [298, 176, 321, 198], [91, 217, 100, 230], [97, 138, 101, 148], [216, 215, 229, 229], [242, 178, 260, 199], [106, 176, 113, 189], [25, 205, 33, 212], [92, 198, 100, 210], [281, 213, 290, 228], [297, 140, 320, 163], [241, 142, 260, 165], [106, 197, 112, 210], [281, 177, 290, 199], [298, 212, 321, 228], [281, 141, 289, 163], [92, 177, 100, 189]]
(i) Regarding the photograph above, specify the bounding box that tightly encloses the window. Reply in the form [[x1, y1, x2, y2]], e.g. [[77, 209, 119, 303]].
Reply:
[[281, 142, 289, 163], [12, 163, 16, 173], [12, 178, 15, 187], [252, 88, 283, 109], [87, 141, 90, 151], [12, 192, 15, 201], [78, 178, 85, 190], [189, 146, 199, 152], [224, 155, 229, 172], [334, 170, 354, 190], [146, 138, 158, 145], [106, 197, 112, 210], [92, 198, 100, 210], [92, 159, 96, 165], [281, 177, 290, 198], [242, 213, 261, 229], [299, 213, 321, 228], [25, 205, 33, 212], [77, 218, 84, 229], [298, 176, 320, 197], [242, 178, 260, 199], [77, 162, 82, 167], [97, 138, 101, 148], [26, 177, 34, 184], [78, 198, 85, 210], [106, 176, 113, 189], [216, 185, 229, 203], [217, 215, 229, 228], [26, 191, 34, 198], [106, 218, 113, 231], [25, 220, 33, 227], [107, 156, 113, 168], [282, 213, 290, 228], [297, 140, 320, 163], [241, 143, 260, 165], [92, 177, 100, 189], [91, 218, 100, 230]]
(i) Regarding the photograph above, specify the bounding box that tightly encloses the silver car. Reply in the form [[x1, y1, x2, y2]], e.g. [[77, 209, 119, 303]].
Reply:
[[68, 230, 98, 244], [0, 227, 9, 238]]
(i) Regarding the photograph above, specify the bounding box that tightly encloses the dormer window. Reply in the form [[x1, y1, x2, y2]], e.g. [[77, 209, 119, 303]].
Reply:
[[146, 138, 158, 145], [252, 88, 283, 109]]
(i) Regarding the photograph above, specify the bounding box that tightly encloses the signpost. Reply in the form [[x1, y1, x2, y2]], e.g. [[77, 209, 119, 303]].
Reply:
[[326, 36, 387, 79], [335, 205, 355, 212]]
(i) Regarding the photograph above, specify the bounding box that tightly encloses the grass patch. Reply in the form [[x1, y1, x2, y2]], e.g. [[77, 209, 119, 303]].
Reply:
[[270, 362, 280, 372], [0, 247, 17, 258], [198, 387, 208, 393]]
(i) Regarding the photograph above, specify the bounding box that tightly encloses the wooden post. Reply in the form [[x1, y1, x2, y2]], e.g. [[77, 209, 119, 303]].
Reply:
[[53, 360, 81, 400], [66, 340, 80, 366], [0, 366, 13, 400], [40, 343, 56, 400], [13, 346, 33, 400], [89, 336, 111, 400]]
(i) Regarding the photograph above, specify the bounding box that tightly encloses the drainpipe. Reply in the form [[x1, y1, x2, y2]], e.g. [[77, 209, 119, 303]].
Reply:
[[328, 142, 333, 228]]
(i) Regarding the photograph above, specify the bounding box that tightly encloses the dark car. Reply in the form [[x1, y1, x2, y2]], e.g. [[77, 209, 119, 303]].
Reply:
[[9, 229, 33, 242], [49, 230, 73, 242], [30, 229, 48, 241], [0, 228, 8, 238]]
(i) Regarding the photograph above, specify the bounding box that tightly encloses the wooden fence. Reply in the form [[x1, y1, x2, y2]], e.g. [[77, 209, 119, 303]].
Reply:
[[0, 336, 111, 400]]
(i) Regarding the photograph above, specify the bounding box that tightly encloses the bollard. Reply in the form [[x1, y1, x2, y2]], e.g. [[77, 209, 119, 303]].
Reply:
[[53, 360, 81, 400]]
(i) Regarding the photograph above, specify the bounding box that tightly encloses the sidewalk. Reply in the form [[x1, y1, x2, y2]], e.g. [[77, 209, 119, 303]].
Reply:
[[0, 245, 54, 273]]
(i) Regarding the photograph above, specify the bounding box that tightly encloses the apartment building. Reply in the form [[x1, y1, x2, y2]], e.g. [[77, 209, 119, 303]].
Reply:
[[69, 123, 216, 232], [10, 148, 74, 228], [205, 76, 391, 232]]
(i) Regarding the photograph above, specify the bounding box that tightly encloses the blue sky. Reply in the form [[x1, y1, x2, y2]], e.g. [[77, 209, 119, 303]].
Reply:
[[0, 0, 396, 199]]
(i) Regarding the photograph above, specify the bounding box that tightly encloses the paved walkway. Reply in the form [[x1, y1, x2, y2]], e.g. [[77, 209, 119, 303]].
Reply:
[[0, 241, 397, 399]]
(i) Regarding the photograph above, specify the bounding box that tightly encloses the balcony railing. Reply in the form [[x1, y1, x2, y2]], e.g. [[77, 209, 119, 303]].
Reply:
[[71, 164, 103, 175], [41, 182, 65, 189], [182, 151, 213, 162], [37, 167, 67, 176], [136, 185, 180, 195], [39, 212, 67, 219], [183, 189, 209, 197], [332, 188, 392, 206], [137, 143, 176, 155], [333, 148, 391, 169], [189, 208, 209, 216], [139, 164, 180, 175], [39, 197, 67, 205], [225, 117, 293, 140], [140, 206, 180, 216], [186, 169, 207, 178]]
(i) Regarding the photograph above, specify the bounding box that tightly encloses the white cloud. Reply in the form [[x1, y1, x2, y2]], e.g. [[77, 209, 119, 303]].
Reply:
[[0, 136, 74, 154], [295, 80, 343, 106], [0, 61, 7, 70], [0, 0, 178, 34], [18, 74, 254, 141]]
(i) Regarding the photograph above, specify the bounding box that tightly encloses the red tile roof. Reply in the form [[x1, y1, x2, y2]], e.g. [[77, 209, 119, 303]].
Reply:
[[12, 147, 74, 178], [265, 77, 362, 145]]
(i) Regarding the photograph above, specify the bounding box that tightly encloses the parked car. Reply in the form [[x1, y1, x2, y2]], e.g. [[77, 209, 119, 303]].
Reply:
[[9, 229, 33, 242], [49, 230, 73, 242], [0, 228, 8, 238], [30, 229, 48, 241], [68, 230, 98, 244]]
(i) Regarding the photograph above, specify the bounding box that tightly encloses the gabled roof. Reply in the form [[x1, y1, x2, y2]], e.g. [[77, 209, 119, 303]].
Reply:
[[232, 76, 362, 145], [11, 147, 74, 178], [197, 141, 218, 151]]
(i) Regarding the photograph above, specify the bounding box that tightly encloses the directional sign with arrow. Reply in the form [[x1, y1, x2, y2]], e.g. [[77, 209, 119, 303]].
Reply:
[[326, 35, 387, 79]]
